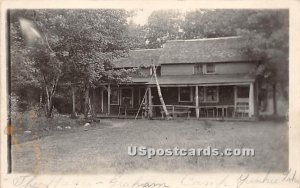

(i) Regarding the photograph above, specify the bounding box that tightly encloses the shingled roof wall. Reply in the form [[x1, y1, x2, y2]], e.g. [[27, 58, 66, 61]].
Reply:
[[158, 36, 253, 64], [113, 36, 255, 68], [113, 48, 162, 68]]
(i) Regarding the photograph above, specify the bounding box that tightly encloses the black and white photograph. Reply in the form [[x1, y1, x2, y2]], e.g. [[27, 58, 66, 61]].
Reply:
[[1, 1, 300, 188]]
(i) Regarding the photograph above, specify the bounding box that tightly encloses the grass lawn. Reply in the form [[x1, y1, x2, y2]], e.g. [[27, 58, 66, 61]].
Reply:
[[12, 118, 288, 174]]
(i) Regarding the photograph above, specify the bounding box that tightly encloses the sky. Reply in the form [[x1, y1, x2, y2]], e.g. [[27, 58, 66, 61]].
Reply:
[[130, 8, 199, 25], [130, 9, 154, 25]]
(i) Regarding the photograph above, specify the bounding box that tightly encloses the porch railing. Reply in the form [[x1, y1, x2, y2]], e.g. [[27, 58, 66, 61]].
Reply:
[[145, 104, 249, 119]]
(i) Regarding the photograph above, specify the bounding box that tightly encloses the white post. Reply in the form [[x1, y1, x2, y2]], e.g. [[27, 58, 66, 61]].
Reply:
[[195, 86, 199, 118], [148, 86, 153, 118], [249, 83, 254, 117], [234, 86, 237, 112], [108, 85, 111, 115], [101, 87, 104, 113]]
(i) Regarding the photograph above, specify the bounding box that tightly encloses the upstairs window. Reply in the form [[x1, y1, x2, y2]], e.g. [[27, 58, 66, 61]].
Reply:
[[178, 87, 193, 102], [194, 64, 204, 74], [206, 64, 216, 74], [194, 64, 216, 74]]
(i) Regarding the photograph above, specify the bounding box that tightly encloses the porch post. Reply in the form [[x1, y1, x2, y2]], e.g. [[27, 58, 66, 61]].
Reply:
[[72, 84, 76, 115], [249, 82, 254, 117], [254, 81, 259, 117], [101, 87, 104, 113], [148, 86, 153, 118], [195, 86, 199, 118], [234, 86, 237, 112], [108, 84, 111, 115]]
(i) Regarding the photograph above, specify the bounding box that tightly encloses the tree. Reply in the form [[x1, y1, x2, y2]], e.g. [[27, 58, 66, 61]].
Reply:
[[152, 64, 171, 120], [146, 10, 184, 48], [10, 9, 134, 118], [182, 9, 288, 115], [10, 10, 59, 116], [237, 10, 289, 115], [183, 9, 254, 39], [125, 20, 148, 49]]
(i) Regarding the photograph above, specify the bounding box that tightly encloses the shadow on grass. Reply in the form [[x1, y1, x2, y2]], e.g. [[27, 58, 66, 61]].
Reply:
[[11, 112, 111, 144]]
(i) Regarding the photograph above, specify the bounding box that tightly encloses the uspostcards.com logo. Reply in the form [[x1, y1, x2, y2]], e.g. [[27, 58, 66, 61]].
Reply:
[[128, 146, 255, 159]]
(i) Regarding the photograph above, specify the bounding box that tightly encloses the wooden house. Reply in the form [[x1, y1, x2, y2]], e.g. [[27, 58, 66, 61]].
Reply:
[[96, 36, 259, 119]]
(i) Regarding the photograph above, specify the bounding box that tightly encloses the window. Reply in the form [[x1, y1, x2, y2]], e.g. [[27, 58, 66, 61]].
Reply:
[[199, 87, 205, 102], [179, 87, 192, 102], [206, 64, 215, 74], [194, 64, 216, 74], [194, 64, 203, 74], [121, 88, 133, 107], [205, 86, 218, 102], [110, 87, 119, 105], [198, 86, 219, 103], [237, 86, 249, 98]]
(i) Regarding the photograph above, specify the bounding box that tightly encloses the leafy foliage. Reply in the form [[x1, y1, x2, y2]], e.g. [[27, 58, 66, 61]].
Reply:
[[183, 10, 255, 39], [237, 10, 289, 86], [10, 9, 288, 117], [10, 9, 134, 117], [146, 10, 184, 48]]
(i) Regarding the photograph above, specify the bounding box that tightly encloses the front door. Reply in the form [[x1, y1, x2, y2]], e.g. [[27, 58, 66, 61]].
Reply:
[[120, 88, 133, 107]]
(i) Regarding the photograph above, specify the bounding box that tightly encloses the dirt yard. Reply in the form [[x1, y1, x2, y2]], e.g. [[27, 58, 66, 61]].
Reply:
[[12, 118, 288, 174]]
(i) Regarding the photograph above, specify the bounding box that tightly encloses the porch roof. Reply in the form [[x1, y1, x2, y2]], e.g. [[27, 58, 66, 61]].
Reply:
[[130, 74, 255, 86]]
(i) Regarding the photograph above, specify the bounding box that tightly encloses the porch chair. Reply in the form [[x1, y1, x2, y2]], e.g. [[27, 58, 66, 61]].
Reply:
[[234, 102, 249, 118]]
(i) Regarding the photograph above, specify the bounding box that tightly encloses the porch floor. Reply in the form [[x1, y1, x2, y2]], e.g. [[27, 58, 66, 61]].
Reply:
[[97, 114, 256, 121]]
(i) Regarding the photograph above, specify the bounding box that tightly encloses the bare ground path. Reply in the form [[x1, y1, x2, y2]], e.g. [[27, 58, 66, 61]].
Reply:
[[12, 119, 288, 174]]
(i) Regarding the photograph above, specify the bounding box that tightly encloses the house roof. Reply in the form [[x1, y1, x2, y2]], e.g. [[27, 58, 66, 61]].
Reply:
[[113, 49, 162, 68], [130, 74, 255, 85], [113, 36, 257, 68], [158, 36, 255, 64]]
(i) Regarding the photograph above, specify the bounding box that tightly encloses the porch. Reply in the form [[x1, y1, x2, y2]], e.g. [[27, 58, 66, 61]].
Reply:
[[96, 82, 257, 120], [143, 84, 256, 119]]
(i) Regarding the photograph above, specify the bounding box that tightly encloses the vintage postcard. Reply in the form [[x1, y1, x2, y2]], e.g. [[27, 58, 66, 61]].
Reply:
[[1, 0, 300, 188]]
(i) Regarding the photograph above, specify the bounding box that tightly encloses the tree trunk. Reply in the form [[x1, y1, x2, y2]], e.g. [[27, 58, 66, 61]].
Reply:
[[90, 88, 96, 118], [152, 64, 171, 120], [84, 85, 90, 119], [70, 84, 77, 118], [45, 98, 51, 118], [39, 90, 44, 117], [39, 90, 43, 109], [72, 85, 76, 114], [45, 92, 54, 118], [43, 76, 59, 118], [272, 83, 277, 116], [80, 90, 84, 114]]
